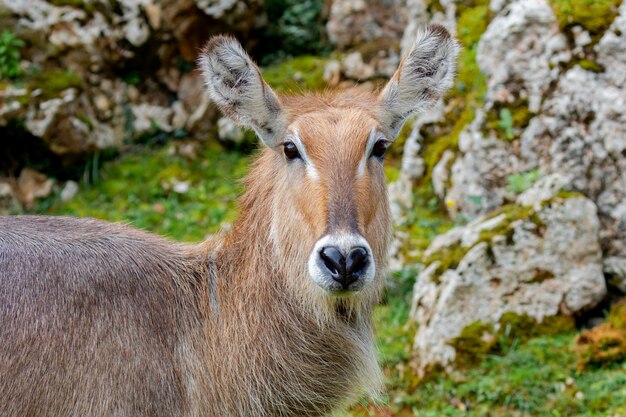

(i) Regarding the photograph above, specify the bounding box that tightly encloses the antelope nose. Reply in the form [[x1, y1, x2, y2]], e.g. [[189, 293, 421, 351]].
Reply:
[[319, 246, 369, 289]]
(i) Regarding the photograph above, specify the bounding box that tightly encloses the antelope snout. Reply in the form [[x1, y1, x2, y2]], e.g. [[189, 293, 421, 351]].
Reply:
[[308, 234, 376, 293], [319, 246, 369, 290]]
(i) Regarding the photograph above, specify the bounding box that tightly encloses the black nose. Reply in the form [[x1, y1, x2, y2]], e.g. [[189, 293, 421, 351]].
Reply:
[[319, 246, 369, 289]]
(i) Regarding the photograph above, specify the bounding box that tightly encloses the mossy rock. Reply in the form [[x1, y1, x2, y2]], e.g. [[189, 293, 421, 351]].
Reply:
[[450, 320, 498, 367], [28, 70, 84, 100], [484, 99, 535, 141], [422, 203, 543, 275], [549, 0, 622, 37], [417, 0, 491, 182], [450, 313, 576, 369]]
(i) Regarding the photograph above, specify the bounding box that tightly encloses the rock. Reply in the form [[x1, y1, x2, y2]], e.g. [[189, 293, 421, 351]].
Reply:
[[342, 52, 375, 80], [17, 168, 53, 208], [421, 0, 626, 262], [326, 0, 407, 50], [0, 179, 18, 215], [1, 0, 264, 163], [217, 117, 245, 144], [410, 193, 606, 373], [605, 257, 626, 293], [131, 104, 175, 135], [477, 0, 569, 113], [596, 1, 626, 86], [323, 60, 342, 87], [60, 180, 80, 202], [516, 173, 571, 207], [172, 179, 190, 194]]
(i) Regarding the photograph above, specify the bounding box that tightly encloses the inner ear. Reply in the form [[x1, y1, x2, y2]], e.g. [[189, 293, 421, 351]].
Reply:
[[198, 36, 286, 147], [379, 24, 459, 139]]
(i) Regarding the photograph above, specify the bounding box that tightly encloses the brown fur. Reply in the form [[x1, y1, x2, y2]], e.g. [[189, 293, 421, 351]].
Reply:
[[0, 91, 390, 417], [1, 25, 458, 416]]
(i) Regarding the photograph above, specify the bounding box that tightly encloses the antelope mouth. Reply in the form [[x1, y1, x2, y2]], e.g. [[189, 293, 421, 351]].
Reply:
[[307, 233, 376, 294]]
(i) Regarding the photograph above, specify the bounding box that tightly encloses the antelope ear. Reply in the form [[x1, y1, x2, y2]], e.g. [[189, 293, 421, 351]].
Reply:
[[198, 36, 286, 147], [379, 24, 459, 139]]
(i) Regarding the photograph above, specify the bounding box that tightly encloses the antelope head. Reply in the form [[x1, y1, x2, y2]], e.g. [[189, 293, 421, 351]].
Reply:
[[199, 25, 458, 320]]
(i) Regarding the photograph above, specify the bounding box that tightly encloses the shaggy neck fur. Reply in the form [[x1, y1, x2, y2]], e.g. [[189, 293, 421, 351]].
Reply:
[[203, 150, 383, 417]]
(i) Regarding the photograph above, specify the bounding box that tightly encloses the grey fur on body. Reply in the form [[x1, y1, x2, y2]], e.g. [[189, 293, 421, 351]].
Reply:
[[0, 216, 373, 416]]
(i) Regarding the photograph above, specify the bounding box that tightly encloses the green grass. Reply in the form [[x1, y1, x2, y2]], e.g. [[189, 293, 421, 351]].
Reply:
[[337, 288, 626, 417], [31, 141, 250, 241]]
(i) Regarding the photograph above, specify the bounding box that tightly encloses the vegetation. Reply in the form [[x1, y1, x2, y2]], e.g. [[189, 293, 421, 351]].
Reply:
[[260, 0, 328, 64], [28, 69, 84, 99], [31, 141, 249, 241], [549, 0, 623, 37], [334, 268, 626, 417], [262, 55, 328, 93], [505, 170, 542, 195], [0, 30, 24, 80]]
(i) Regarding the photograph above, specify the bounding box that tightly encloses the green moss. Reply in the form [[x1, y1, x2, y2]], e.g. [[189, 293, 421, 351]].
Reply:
[[29, 70, 84, 99], [450, 313, 577, 370], [75, 115, 94, 129], [578, 59, 605, 73], [261, 55, 327, 94], [423, 242, 471, 277], [400, 183, 455, 264], [478, 203, 542, 242], [425, 0, 445, 15], [456, 5, 490, 48], [556, 189, 586, 199], [549, 0, 622, 37], [450, 320, 498, 368]]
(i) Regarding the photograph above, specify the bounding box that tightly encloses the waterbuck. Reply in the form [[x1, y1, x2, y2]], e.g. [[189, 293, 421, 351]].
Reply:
[[0, 25, 457, 417]]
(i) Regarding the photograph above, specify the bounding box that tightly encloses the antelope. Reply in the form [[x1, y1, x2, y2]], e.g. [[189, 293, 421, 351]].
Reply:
[[0, 24, 457, 417]]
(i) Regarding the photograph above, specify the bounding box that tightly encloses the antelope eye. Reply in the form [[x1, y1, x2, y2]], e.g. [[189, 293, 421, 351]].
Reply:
[[371, 139, 389, 159], [283, 141, 301, 161]]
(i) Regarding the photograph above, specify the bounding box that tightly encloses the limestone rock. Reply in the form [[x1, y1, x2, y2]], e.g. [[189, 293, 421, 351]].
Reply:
[[0, 0, 261, 161], [16, 168, 53, 208], [217, 117, 245, 144], [411, 194, 606, 373], [326, 0, 407, 50], [605, 257, 626, 293], [430, 0, 626, 260], [477, 0, 569, 112]]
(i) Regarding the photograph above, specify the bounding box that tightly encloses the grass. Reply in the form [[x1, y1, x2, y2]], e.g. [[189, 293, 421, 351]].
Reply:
[[337, 287, 626, 417], [30, 140, 250, 241]]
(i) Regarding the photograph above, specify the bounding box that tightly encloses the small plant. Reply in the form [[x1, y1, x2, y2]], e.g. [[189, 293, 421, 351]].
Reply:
[[0, 30, 25, 80], [506, 170, 542, 195], [499, 108, 514, 140]]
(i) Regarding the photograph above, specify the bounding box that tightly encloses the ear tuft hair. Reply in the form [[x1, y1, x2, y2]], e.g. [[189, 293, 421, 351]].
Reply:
[[198, 36, 285, 147], [379, 24, 459, 139]]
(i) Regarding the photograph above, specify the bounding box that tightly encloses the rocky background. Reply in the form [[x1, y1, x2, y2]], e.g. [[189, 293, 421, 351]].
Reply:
[[1, 0, 626, 415]]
